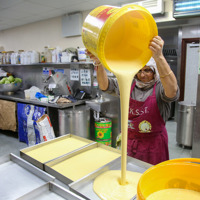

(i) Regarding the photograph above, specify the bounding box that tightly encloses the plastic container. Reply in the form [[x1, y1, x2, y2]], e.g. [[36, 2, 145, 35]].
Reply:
[[44, 46, 52, 63], [24, 89, 30, 99], [77, 47, 86, 61], [40, 97, 48, 103], [1, 51, 6, 64], [137, 158, 200, 200], [40, 52, 45, 63], [82, 5, 158, 73]]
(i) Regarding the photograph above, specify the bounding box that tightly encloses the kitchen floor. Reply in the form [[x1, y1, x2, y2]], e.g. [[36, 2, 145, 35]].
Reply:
[[166, 119, 192, 159], [0, 120, 192, 159]]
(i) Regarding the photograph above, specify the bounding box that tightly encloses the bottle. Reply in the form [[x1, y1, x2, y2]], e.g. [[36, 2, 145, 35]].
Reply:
[[47, 48, 52, 63], [6, 51, 13, 64], [44, 46, 52, 63], [56, 47, 62, 63], [51, 48, 56, 63], [40, 52, 45, 63], [2, 51, 6, 64], [30, 50, 39, 63], [20, 52, 25, 64], [93, 77, 100, 98], [27, 51, 31, 64], [18, 50, 24, 64], [0, 52, 3, 64]]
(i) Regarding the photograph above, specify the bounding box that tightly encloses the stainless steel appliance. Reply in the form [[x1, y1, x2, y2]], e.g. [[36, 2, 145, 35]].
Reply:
[[51, 72, 73, 96], [58, 105, 91, 139], [176, 102, 196, 148]]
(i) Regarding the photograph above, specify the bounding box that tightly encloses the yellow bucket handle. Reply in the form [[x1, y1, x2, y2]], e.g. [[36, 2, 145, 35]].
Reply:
[[157, 158, 200, 166]]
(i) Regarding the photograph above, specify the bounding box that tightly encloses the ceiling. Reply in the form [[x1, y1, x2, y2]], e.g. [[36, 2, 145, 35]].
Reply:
[[0, 0, 136, 31]]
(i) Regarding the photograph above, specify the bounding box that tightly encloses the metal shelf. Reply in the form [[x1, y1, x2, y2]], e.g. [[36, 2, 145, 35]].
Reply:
[[0, 62, 93, 68]]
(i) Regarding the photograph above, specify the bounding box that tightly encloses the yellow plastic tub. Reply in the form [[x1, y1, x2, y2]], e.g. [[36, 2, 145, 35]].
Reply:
[[82, 5, 158, 73], [137, 158, 200, 200]]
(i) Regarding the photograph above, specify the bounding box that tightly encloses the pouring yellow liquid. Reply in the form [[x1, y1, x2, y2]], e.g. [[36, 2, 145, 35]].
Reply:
[[83, 5, 157, 199]]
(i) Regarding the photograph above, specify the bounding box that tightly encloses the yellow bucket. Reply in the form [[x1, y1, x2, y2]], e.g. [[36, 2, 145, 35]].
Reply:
[[137, 158, 200, 200], [82, 5, 158, 72]]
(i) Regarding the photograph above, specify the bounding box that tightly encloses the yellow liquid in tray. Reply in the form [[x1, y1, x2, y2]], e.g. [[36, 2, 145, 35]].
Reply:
[[93, 170, 142, 200], [146, 188, 200, 200], [24, 137, 89, 163], [51, 147, 120, 181]]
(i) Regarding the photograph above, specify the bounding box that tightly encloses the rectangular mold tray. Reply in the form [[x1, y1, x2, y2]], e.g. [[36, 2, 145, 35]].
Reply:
[[20, 134, 95, 170], [44, 143, 121, 185]]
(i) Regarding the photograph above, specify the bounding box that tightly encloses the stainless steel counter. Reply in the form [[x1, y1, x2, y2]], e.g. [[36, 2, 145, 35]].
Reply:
[[0, 153, 87, 200], [17, 182, 86, 200], [0, 153, 55, 200], [0, 90, 85, 109]]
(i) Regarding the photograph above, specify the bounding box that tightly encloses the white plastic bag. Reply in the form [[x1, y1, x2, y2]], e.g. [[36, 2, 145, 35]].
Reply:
[[25, 86, 41, 100], [36, 114, 55, 142]]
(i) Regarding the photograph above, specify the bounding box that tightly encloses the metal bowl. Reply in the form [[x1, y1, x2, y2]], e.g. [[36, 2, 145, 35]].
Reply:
[[0, 82, 22, 93]]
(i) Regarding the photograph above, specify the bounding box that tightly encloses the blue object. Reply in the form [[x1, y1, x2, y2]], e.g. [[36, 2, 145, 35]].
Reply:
[[35, 92, 47, 99], [17, 103, 46, 145]]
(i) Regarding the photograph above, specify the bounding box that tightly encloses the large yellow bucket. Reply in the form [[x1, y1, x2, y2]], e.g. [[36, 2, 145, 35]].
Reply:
[[82, 5, 158, 72], [137, 158, 200, 200]]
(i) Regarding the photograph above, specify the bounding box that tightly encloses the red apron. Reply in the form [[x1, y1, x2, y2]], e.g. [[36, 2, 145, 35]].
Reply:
[[127, 82, 169, 165]]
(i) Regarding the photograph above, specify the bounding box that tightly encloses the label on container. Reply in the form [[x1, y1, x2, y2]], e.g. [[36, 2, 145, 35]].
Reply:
[[82, 6, 119, 55], [95, 6, 118, 22]]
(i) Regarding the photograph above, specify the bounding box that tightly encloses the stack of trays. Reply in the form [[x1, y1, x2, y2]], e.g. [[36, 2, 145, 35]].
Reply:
[[19, 134, 152, 200], [20, 134, 94, 170], [21, 134, 121, 185]]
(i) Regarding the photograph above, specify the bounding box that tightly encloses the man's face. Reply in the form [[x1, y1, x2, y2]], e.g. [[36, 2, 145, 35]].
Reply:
[[136, 66, 154, 83]]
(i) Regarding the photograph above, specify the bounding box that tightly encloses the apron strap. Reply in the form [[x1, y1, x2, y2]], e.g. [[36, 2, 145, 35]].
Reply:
[[130, 81, 136, 95], [130, 81, 157, 96]]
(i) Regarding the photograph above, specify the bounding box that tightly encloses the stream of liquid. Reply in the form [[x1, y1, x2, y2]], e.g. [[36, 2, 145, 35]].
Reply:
[[96, 11, 149, 185], [91, 8, 157, 199], [93, 62, 142, 199]]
